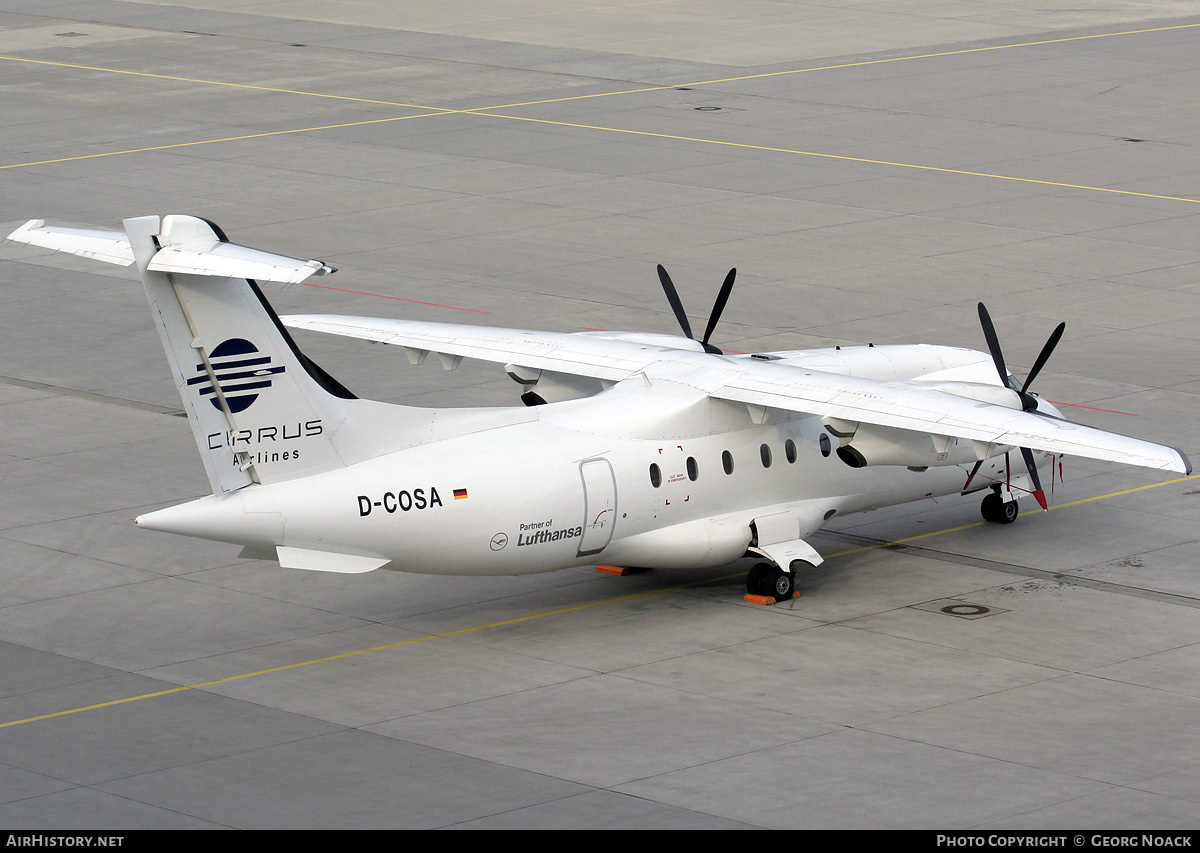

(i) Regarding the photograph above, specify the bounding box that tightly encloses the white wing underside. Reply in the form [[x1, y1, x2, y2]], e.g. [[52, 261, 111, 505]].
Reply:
[[283, 314, 1191, 475]]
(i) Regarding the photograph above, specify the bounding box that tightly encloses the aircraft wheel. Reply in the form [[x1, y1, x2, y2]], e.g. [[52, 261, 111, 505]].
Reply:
[[766, 567, 794, 601], [980, 493, 999, 522], [981, 493, 1019, 524], [746, 562, 771, 595]]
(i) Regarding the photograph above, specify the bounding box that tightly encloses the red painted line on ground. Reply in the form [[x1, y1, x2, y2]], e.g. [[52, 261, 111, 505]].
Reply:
[[1047, 400, 1138, 416], [302, 282, 489, 314]]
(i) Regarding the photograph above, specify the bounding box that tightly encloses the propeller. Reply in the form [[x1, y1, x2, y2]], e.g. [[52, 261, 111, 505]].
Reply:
[[657, 264, 736, 355], [975, 302, 1067, 510], [977, 303, 1065, 412]]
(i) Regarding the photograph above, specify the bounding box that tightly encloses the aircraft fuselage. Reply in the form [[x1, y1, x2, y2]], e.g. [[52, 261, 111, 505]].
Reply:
[[138, 377, 1029, 575]]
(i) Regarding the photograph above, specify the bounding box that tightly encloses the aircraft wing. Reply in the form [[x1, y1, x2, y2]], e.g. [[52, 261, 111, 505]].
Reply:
[[709, 364, 1191, 474], [282, 315, 663, 381], [282, 314, 1189, 475]]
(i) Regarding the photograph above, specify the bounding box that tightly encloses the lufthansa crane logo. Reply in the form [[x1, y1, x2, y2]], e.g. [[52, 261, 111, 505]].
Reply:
[[186, 338, 285, 414]]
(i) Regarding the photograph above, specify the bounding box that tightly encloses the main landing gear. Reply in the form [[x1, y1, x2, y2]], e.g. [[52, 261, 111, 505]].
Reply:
[[746, 562, 795, 602], [980, 487, 1019, 524]]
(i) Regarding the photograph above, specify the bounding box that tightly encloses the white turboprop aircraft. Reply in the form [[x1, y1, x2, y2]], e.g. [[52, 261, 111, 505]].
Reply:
[[8, 215, 1191, 602]]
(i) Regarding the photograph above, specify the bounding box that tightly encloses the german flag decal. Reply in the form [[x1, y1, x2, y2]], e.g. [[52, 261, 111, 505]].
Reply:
[[453, 488, 468, 500]]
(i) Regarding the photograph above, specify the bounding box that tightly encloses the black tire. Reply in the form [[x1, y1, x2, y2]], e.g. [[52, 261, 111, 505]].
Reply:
[[981, 492, 1019, 524], [981, 492, 1002, 523], [746, 562, 771, 595]]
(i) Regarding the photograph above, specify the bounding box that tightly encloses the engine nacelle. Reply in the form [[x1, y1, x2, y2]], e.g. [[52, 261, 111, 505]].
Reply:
[[505, 364, 607, 405], [828, 421, 978, 470]]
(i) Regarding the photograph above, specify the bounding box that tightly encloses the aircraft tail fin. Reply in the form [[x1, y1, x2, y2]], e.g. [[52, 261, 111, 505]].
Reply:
[[10, 215, 387, 493]]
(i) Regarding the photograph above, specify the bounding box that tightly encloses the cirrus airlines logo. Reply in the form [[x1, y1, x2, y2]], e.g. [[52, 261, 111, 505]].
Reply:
[[186, 338, 285, 413]]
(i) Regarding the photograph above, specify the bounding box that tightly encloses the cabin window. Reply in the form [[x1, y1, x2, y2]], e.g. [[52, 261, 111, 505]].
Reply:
[[687, 456, 698, 481], [722, 450, 734, 475], [649, 463, 662, 488], [785, 438, 797, 464], [819, 433, 832, 457], [760, 443, 772, 468]]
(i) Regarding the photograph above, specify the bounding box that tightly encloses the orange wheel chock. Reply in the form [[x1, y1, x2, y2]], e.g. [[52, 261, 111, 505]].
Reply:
[[595, 565, 633, 576]]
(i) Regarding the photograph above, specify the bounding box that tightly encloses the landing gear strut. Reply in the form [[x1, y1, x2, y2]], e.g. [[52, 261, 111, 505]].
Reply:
[[980, 489, 1019, 524], [746, 562, 795, 601]]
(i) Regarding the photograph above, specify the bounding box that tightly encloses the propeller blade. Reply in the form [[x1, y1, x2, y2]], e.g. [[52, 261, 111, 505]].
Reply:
[[657, 264, 694, 341], [1021, 321, 1066, 397], [700, 267, 736, 354], [977, 302, 1009, 388], [1020, 446, 1049, 510]]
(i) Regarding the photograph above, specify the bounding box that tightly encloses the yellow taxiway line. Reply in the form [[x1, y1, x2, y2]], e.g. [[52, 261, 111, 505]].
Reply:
[[6, 20, 1199, 112], [0, 54, 451, 110], [464, 112, 1200, 206], [1, 473, 1194, 731], [476, 21, 1200, 110], [3, 21, 1200, 203], [823, 473, 1198, 559], [0, 112, 452, 171], [1, 20, 1196, 729]]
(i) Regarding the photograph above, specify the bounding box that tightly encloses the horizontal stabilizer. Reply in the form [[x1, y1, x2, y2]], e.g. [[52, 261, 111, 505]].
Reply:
[[148, 241, 335, 283], [7, 218, 335, 283], [276, 546, 389, 574], [7, 219, 134, 265]]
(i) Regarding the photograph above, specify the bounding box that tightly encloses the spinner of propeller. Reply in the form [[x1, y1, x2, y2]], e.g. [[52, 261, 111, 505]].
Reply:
[[654, 268, 1065, 513]]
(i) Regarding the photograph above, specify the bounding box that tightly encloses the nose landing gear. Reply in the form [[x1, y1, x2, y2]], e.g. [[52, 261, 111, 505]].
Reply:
[[745, 562, 796, 602]]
